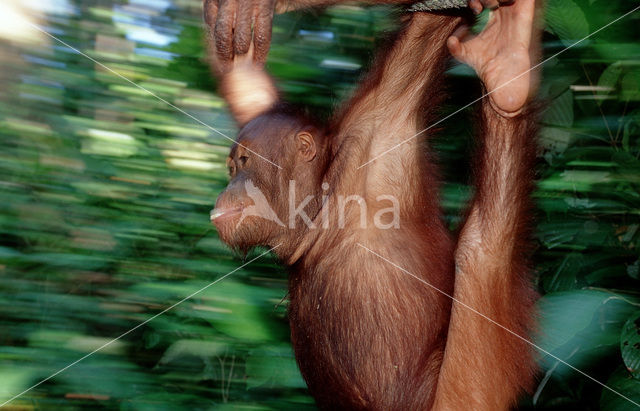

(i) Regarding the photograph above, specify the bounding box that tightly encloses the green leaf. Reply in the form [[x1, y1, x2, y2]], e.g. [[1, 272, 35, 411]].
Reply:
[[621, 70, 640, 101], [545, 0, 590, 44], [621, 311, 640, 379], [628, 260, 640, 280], [541, 252, 581, 292], [600, 367, 640, 410], [540, 127, 573, 157], [544, 89, 574, 127], [598, 62, 624, 96]]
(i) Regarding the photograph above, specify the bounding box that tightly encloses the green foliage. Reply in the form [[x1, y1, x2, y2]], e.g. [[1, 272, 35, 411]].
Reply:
[[621, 312, 640, 379], [0, 0, 638, 409]]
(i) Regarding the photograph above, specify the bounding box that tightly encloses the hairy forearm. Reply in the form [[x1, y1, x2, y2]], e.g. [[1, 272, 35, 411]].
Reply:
[[433, 101, 539, 410], [470, 101, 538, 259], [453, 101, 539, 292]]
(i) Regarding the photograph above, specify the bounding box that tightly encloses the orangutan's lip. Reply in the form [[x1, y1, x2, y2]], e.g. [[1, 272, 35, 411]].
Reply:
[[210, 207, 243, 222]]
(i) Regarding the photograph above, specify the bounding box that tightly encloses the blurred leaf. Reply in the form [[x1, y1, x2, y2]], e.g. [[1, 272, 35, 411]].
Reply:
[[160, 339, 226, 364], [29, 331, 127, 355], [121, 392, 213, 411], [537, 289, 638, 374], [201, 281, 281, 342], [0, 368, 37, 405], [0, 0, 639, 408], [538, 289, 611, 350], [246, 345, 306, 389]]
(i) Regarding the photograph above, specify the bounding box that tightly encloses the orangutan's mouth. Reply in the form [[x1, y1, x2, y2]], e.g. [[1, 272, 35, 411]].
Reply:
[[210, 207, 243, 223]]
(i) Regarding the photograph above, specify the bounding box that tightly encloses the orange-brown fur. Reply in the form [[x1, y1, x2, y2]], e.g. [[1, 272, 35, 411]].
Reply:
[[210, 10, 539, 410], [432, 102, 540, 409]]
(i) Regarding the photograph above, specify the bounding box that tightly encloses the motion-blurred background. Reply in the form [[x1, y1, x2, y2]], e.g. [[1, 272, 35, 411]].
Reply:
[[0, 0, 638, 409]]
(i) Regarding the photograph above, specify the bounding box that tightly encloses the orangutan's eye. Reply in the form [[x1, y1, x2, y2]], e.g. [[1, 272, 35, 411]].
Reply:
[[239, 155, 248, 166]]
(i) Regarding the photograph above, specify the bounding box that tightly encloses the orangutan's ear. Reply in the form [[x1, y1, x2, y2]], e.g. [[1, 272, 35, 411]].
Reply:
[[296, 131, 316, 162]]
